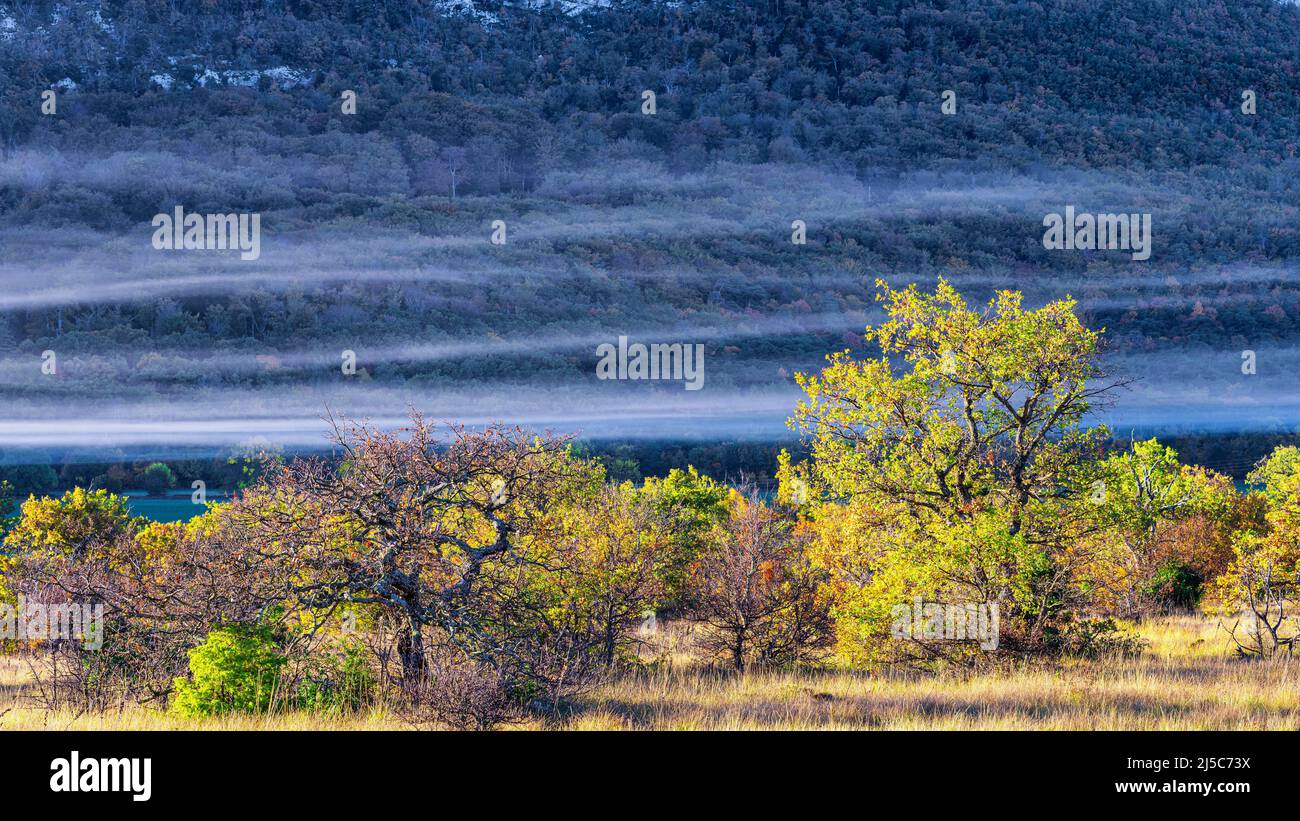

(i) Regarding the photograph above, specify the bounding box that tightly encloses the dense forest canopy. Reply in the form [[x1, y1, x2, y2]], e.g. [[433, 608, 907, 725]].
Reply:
[[4, 0, 1298, 169]]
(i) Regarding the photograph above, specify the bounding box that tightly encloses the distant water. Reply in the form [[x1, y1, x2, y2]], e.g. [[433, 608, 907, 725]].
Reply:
[[123, 491, 231, 523]]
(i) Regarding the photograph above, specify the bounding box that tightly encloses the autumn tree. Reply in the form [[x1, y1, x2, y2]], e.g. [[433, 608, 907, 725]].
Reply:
[[786, 279, 1121, 660], [509, 485, 683, 671], [687, 489, 830, 671], [3, 488, 137, 561], [234, 415, 598, 689], [632, 466, 729, 612], [1209, 447, 1300, 657], [6, 501, 292, 709], [1087, 439, 1235, 615]]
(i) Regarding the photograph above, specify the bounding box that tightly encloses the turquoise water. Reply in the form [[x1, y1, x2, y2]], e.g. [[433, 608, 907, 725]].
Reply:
[[122, 491, 232, 523], [0, 491, 232, 526]]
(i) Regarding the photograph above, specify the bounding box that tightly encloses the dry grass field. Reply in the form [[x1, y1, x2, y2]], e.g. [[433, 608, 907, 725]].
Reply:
[[2, 616, 1297, 730]]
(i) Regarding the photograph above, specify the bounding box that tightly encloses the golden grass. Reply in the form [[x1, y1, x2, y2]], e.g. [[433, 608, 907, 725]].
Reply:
[[3, 615, 1297, 730]]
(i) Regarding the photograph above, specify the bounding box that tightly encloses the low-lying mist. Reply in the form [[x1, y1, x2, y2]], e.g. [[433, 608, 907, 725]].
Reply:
[[5, 154, 1300, 463]]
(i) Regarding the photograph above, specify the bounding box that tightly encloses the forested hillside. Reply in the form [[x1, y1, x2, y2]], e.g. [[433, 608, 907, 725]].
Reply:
[[1, 0, 1299, 472], [6, 0, 1300, 169]]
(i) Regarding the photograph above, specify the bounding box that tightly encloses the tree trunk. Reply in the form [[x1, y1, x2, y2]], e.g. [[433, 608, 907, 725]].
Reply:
[[603, 613, 617, 668], [398, 616, 425, 684]]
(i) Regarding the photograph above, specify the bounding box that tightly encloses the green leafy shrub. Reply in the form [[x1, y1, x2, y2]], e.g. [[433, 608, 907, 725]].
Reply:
[[1146, 561, 1203, 610], [171, 626, 286, 717]]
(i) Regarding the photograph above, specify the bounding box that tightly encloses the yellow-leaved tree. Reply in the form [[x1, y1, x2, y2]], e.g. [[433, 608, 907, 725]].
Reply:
[[784, 279, 1121, 663], [1208, 446, 1300, 657]]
